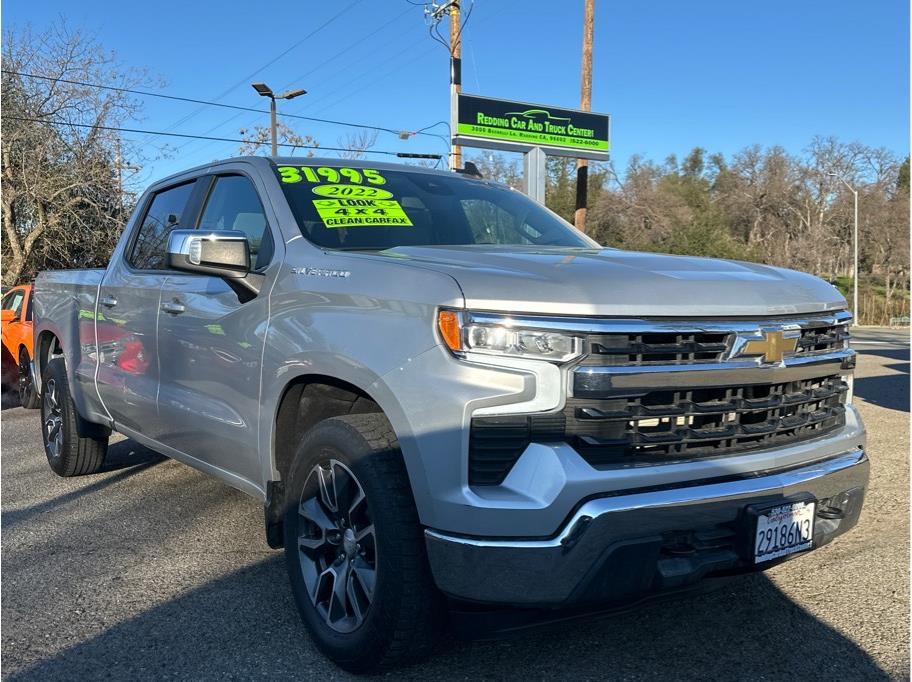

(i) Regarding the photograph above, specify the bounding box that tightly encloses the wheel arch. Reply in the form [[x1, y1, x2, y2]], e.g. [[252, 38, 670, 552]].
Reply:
[[265, 373, 387, 548], [34, 330, 110, 440], [34, 329, 63, 389]]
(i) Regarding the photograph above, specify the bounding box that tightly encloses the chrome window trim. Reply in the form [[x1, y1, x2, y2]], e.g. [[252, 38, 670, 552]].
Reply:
[[464, 310, 851, 335]]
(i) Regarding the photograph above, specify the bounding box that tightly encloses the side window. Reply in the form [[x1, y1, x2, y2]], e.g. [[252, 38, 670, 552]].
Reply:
[[129, 181, 196, 270], [197, 175, 274, 270], [3, 290, 25, 318]]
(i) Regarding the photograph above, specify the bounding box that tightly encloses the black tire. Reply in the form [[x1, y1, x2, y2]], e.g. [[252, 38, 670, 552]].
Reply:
[[284, 413, 443, 673], [18, 349, 39, 409], [40, 357, 108, 476]]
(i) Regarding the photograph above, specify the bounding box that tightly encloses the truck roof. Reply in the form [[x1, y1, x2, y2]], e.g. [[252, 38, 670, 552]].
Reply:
[[152, 155, 464, 188]]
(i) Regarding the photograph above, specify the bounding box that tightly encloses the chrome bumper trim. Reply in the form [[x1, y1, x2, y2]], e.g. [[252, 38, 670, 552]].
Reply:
[[427, 448, 866, 550], [425, 448, 868, 606]]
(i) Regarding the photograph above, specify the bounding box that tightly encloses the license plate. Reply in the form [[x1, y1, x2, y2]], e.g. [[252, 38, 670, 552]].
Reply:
[[753, 501, 815, 564]]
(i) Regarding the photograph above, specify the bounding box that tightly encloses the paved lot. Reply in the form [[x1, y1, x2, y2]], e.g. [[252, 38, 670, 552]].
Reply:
[[2, 329, 908, 680]]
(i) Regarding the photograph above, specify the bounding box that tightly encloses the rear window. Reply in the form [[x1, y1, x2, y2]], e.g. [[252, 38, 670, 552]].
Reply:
[[274, 163, 592, 251]]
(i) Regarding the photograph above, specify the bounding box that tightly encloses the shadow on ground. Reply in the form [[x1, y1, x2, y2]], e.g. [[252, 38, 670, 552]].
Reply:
[[854, 348, 910, 413], [2, 347, 20, 410], [5, 556, 889, 681], [1, 440, 164, 530]]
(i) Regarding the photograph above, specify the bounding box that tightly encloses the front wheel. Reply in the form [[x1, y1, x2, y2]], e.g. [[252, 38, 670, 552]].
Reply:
[[41, 357, 108, 476], [18, 349, 39, 409], [284, 414, 443, 673]]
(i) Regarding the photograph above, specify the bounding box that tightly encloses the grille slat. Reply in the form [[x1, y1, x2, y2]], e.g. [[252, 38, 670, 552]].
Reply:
[[583, 331, 731, 367]]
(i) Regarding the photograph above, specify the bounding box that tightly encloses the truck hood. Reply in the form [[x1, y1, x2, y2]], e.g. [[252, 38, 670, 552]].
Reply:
[[377, 246, 846, 317]]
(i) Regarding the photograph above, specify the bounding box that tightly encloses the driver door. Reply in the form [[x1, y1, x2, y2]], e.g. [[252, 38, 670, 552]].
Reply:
[[155, 172, 279, 486]]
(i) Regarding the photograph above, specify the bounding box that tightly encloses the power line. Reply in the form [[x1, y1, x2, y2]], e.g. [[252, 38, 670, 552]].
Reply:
[[172, 8, 415, 159], [6, 116, 441, 157], [148, 0, 367, 140], [3, 70, 444, 141], [277, 5, 413, 93], [212, 0, 367, 102]]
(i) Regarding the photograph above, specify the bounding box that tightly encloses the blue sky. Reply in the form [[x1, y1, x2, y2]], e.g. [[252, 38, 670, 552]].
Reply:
[[7, 0, 909, 185]]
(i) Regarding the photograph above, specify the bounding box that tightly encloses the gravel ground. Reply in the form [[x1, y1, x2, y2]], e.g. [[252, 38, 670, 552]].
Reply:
[[1, 330, 908, 680]]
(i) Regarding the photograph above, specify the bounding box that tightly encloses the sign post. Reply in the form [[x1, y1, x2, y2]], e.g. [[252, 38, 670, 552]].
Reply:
[[523, 147, 547, 205], [452, 93, 610, 204]]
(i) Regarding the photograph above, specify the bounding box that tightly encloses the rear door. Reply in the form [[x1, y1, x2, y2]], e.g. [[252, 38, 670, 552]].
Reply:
[[155, 172, 280, 486], [95, 179, 202, 435]]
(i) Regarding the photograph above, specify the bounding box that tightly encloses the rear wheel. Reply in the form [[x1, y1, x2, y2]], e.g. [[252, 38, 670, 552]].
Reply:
[[283, 413, 443, 672], [18, 349, 39, 409], [41, 357, 108, 476]]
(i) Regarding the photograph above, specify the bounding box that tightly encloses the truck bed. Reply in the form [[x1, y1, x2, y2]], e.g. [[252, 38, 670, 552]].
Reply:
[[33, 268, 106, 422]]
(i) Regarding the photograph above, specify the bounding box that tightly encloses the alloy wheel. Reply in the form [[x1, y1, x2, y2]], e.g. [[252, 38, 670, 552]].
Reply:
[[43, 378, 64, 459], [297, 459, 377, 634]]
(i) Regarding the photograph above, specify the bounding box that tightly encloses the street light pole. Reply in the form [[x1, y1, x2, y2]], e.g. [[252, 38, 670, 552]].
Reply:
[[851, 184, 858, 325], [251, 83, 308, 156], [269, 96, 278, 157], [829, 172, 859, 325]]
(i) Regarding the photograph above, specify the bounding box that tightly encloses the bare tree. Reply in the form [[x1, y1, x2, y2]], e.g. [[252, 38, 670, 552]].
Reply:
[[239, 122, 319, 157], [1, 23, 148, 285], [337, 130, 379, 160]]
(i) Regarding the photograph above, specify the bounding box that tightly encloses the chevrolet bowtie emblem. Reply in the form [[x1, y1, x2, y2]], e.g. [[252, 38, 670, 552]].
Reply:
[[738, 330, 799, 364]]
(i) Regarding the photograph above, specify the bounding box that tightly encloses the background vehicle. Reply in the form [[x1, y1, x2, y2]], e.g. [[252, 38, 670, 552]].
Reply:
[[32, 157, 868, 672], [2, 284, 38, 408]]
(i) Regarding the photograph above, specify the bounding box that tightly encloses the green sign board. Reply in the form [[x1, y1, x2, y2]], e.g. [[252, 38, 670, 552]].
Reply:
[[454, 93, 610, 160]]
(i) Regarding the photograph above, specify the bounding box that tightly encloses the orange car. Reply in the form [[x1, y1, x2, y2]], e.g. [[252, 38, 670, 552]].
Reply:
[[1, 284, 39, 408]]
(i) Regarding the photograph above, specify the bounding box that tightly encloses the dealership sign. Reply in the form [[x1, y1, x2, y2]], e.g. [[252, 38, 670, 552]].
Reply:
[[453, 93, 610, 160]]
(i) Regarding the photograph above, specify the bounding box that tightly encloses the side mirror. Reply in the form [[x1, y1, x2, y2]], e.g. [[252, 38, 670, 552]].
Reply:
[[1, 309, 15, 323], [167, 230, 250, 279]]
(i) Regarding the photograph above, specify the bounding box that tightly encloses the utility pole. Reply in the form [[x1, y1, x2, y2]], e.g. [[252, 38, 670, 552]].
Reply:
[[116, 139, 123, 216], [828, 172, 860, 325], [449, 1, 462, 170], [114, 138, 139, 218], [574, 0, 595, 233]]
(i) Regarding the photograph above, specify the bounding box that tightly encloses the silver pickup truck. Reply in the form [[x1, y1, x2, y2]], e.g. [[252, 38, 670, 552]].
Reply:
[[33, 157, 868, 672]]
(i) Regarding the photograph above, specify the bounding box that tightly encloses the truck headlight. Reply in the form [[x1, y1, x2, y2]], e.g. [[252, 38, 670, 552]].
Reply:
[[437, 310, 582, 363]]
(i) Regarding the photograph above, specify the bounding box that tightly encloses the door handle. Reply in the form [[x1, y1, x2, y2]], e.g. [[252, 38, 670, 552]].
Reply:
[[160, 301, 186, 315], [99, 295, 118, 308]]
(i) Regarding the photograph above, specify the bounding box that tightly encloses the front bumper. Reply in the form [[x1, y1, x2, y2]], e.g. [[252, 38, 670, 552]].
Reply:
[[425, 448, 868, 607]]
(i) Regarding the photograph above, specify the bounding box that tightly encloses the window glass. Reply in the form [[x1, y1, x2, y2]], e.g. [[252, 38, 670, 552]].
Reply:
[[462, 199, 528, 244], [275, 164, 594, 251], [2, 290, 24, 317], [129, 182, 196, 270], [25, 292, 33, 321], [198, 175, 273, 269]]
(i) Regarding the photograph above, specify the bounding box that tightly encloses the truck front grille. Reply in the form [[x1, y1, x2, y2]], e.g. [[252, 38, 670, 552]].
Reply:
[[469, 374, 847, 485], [466, 311, 854, 486], [565, 374, 847, 466]]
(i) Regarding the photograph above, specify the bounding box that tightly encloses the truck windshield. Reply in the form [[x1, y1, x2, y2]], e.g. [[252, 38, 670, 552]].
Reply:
[[274, 163, 595, 251]]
